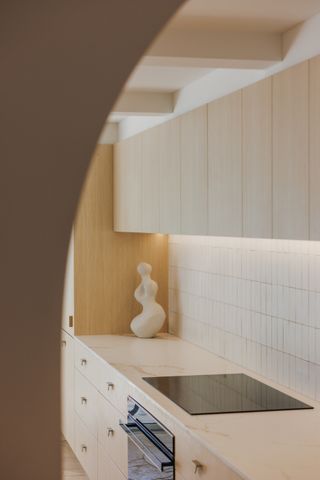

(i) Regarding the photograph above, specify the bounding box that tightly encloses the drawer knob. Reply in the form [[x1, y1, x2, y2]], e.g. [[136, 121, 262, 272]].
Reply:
[[107, 427, 114, 437], [80, 359, 87, 366], [61, 340, 66, 347], [192, 460, 203, 474], [106, 382, 114, 391], [81, 397, 87, 405], [81, 444, 87, 453]]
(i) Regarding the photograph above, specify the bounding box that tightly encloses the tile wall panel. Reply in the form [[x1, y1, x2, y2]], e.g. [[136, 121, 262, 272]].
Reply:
[[168, 235, 320, 400]]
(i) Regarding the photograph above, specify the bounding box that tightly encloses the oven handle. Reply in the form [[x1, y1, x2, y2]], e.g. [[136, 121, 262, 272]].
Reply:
[[119, 420, 173, 472]]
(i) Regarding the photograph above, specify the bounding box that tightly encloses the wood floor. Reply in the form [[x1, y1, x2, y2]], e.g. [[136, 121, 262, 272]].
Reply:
[[62, 439, 88, 480]]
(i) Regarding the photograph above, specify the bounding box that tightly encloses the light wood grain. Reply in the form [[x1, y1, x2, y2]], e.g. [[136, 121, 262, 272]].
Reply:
[[309, 56, 320, 241], [113, 135, 142, 232], [242, 78, 272, 238], [272, 61, 309, 240], [180, 105, 208, 234], [74, 145, 168, 335], [159, 118, 181, 233], [141, 126, 160, 232], [208, 91, 242, 237]]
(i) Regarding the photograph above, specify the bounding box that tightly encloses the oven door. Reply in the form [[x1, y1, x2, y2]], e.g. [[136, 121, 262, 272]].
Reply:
[[119, 398, 174, 480]]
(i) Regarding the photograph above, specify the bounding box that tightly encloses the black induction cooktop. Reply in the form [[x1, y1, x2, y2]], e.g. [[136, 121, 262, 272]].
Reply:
[[143, 373, 313, 415]]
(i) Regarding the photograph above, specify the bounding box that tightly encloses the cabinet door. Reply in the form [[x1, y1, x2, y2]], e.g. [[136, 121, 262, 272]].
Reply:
[[74, 414, 98, 480], [141, 126, 160, 232], [273, 61, 309, 240], [159, 118, 180, 233], [242, 79, 272, 238], [180, 106, 208, 234], [62, 231, 74, 335], [98, 444, 126, 480], [310, 55, 320, 240], [208, 91, 242, 237], [61, 330, 75, 449], [113, 135, 142, 232]]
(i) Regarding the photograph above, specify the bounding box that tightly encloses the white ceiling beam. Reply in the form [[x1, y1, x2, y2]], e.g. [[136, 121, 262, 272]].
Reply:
[[113, 91, 173, 115], [144, 27, 283, 69]]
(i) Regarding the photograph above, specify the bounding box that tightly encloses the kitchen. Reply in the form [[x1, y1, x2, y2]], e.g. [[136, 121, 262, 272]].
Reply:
[[59, 1, 320, 480]]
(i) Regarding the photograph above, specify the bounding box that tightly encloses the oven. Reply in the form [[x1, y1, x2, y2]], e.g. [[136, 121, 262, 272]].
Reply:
[[119, 396, 174, 480]]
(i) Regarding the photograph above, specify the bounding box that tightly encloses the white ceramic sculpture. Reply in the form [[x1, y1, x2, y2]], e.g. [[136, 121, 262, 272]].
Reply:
[[130, 262, 166, 338]]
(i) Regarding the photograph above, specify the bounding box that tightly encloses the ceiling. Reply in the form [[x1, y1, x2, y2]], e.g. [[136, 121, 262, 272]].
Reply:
[[172, 0, 320, 32], [111, 0, 320, 122], [125, 65, 212, 92]]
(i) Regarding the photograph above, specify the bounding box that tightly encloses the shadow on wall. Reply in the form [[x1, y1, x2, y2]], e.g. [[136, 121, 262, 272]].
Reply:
[[0, 1, 184, 479]]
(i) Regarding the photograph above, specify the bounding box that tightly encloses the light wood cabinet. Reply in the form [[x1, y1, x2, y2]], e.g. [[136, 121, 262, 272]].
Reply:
[[112, 56, 318, 241], [61, 330, 74, 449], [159, 118, 180, 233], [272, 61, 309, 240], [74, 370, 98, 438], [208, 91, 242, 237], [309, 56, 320, 240], [242, 78, 272, 238], [141, 126, 161, 232], [180, 105, 208, 235], [74, 413, 98, 480], [114, 135, 142, 232], [98, 444, 126, 480]]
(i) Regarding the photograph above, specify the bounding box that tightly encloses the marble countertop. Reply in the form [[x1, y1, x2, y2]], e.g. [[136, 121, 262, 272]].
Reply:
[[77, 333, 320, 480]]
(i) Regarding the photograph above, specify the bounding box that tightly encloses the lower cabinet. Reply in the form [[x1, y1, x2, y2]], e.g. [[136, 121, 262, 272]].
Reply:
[[74, 414, 98, 480], [97, 391, 128, 475], [61, 330, 75, 449], [98, 443, 126, 480], [63, 338, 241, 480]]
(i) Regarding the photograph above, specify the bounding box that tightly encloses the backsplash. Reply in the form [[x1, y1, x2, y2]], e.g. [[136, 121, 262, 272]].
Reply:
[[168, 235, 320, 400]]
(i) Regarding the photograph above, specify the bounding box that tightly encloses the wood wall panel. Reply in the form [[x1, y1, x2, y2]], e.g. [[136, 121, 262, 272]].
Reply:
[[74, 145, 168, 335], [208, 91, 242, 236], [273, 61, 309, 240], [242, 78, 272, 238], [309, 56, 320, 240]]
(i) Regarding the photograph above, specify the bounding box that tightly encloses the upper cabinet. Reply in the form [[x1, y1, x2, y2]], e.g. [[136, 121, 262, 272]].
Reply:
[[208, 91, 242, 237], [159, 118, 181, 233], [114, 135, 142, 232], [309, 56, 320, 241], [180, 106, 208, 235], [273, 62, 309, 240], [113, 57, 317, 241], [242, 78, 272, 238]]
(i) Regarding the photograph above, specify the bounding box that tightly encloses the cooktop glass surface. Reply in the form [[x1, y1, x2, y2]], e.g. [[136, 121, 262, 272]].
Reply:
[[143, 374, 313, 415]]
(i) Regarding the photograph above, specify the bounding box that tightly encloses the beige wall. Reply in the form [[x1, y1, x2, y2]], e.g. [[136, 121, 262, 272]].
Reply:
[[0, 1, 183, 479]]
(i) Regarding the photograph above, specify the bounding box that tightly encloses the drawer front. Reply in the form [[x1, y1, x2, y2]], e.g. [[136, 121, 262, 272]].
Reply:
[[175, 428, 241, 480], [74, 414, 98, 480], [75, 341, 101, 389], [98, 444, 126, 480], [99, 361, 129, 415], [97, 392, 128, 475], [75, 369, 98, 438]]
